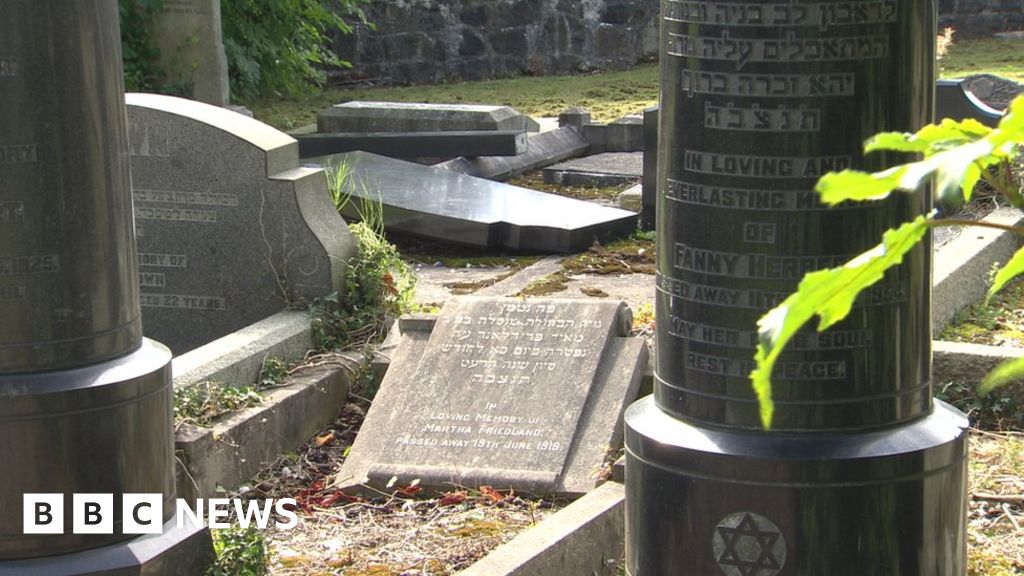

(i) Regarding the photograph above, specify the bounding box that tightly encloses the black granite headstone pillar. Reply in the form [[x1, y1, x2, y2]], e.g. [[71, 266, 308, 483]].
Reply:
[[0, 1, 211, 571], [624, 1, 969, 574]]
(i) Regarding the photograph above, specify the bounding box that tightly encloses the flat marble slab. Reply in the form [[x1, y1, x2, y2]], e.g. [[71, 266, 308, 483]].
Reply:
[[315, 151, 638, 253]]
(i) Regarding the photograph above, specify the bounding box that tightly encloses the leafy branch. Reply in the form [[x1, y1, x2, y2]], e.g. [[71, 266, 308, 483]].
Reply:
[[752, 96, 1024, 429]]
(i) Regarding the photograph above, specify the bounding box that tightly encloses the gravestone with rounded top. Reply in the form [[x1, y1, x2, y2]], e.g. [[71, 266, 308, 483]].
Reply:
[[127, 94, 356, 354]]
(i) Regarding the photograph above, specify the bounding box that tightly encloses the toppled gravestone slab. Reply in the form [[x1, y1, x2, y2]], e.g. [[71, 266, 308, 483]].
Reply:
[[127, 93, 356, 354], [436, 125, 590, 181], [319, 151, 637, 253], [543, 152, 644, 187], [317, 101, 540, 134], [338, 297, 647, 495]]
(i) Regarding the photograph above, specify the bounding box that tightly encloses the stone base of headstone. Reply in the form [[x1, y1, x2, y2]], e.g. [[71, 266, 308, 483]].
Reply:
[[624, 396, 968, 575], [0, 340, 181, 560], [0, 515, 213, 576]]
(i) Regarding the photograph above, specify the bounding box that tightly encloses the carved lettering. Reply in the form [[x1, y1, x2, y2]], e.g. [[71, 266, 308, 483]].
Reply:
[[140, 293, 226, 311], [657, 273, 907, 309], [138, 253, 188, 268], [0, 56, 17, 77], [669, 316, 873, 350], [136, 206, 217, 223], [0, 285, 27, 301], [0, 255, 59, 276], [682, 70, 855, 98], [704, 102, 820, 132], [666, 179, 875, 211], [134, 189, 239, 207], [668, 31, 889, 69], [664, 0, 897, 29], [686, 351, 847, 380], [0, 145, 37, 165], [674, 244, 850, 278], [0, 202, 25, 223], [683, 151, 851, 178]]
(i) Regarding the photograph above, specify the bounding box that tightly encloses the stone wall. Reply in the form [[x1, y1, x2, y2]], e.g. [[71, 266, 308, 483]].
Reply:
[[331, 0, 1021, 86], [331, 0, 660, 85], [940, 0, 1024, 36]]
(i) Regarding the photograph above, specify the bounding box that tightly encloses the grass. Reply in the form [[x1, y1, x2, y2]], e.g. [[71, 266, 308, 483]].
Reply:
[[246, 38, 1023, 132], [941, 38, 1024, 83], [940, 278, 1024, 348], [247, 65, 660, 130]]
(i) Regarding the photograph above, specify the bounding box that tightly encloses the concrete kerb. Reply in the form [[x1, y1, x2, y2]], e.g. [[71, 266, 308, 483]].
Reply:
[[457, 481, 625, 576], [933, 207, 1024, 335], [171, 310, 363, 501]]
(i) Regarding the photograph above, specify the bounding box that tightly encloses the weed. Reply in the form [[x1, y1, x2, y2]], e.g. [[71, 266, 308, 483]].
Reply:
[[208, 525, 268, 576], [312, 164, 417, 351], [936, 381, 1020, 430], [258, 357, 288, 388], [174, 382, 264, 428]]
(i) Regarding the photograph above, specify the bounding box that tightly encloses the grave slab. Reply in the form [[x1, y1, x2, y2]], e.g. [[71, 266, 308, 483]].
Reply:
[[543, 152, 643, 187], [297, 130, 527, 160], [127, 93, 357, 354], [339, 297, 646, 495], [318, 101, 539, 134], [437, 126, 590, 181], [324, 151, 637, 253]]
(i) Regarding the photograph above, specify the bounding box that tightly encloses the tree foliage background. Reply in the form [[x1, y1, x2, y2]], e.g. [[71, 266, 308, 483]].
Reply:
[[118, 0, 368, 100]]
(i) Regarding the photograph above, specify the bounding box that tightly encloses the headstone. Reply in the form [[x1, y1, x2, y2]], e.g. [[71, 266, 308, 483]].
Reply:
[[339, 298, 647, 494], [0, 1, 211, 571], [606, 114, 644, 152], [321, 151, 637, 253], [126, 93, 356, 354], [936, 79, 1003, 127], [153, 0, 230, 106], [962, 74, 1023, 110], [437, 125, 590, 181], [318, 101, 540, 134], [543, 152, 643, 188], [624, 1, 968, 574], [297, 130, 527, 160], [640, 107, 658, 230], [559, 107, 593, 130]]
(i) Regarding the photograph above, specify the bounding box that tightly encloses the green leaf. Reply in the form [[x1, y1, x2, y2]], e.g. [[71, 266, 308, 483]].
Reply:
[[864, 132, 927, 154], [815, 168, 903, 205], [987, 245, 1024, 302], [992, 95, 1024, 145], [979, 355, 1024, 396], [751, 215, 932, 428]]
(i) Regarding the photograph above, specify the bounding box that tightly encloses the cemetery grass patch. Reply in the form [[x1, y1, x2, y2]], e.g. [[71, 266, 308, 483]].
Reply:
[[562, 233, 656, 276], [228, 401, 568, 575], [248, 65, 661, 130], [246, 38, 1022, 132], [941, 277, 1024, 348], [390, 232, 542, 270], [941, 39, 1024, 84]]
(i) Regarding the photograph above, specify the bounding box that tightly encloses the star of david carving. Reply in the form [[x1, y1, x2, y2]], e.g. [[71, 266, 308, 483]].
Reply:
[[715, 513, 784, 576]]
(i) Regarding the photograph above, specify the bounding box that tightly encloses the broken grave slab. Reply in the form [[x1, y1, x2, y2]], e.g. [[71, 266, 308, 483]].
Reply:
[[127, 93, 356, 354], [436, 125, 590, 181], [297, 130, 527, 160], [317, 151, 637, 253], [338, 297, 647, 495], [543, 152, 643, 188], [317, 101, 540, 134]]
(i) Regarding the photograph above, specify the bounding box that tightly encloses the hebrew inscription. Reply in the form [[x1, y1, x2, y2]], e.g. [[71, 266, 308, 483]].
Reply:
[[340, 297, 637, 494], [657, 0, 924, 414]]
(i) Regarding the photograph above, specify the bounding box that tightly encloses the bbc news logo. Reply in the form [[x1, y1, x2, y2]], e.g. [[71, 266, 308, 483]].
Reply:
[[23, 494, 299, 535]]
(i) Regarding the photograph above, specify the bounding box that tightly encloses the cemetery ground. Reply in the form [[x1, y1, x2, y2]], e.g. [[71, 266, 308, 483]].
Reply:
[[245, 37, 1024, 133], [183, 183, 1024, 575], [191, 35, 1023, 576]]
